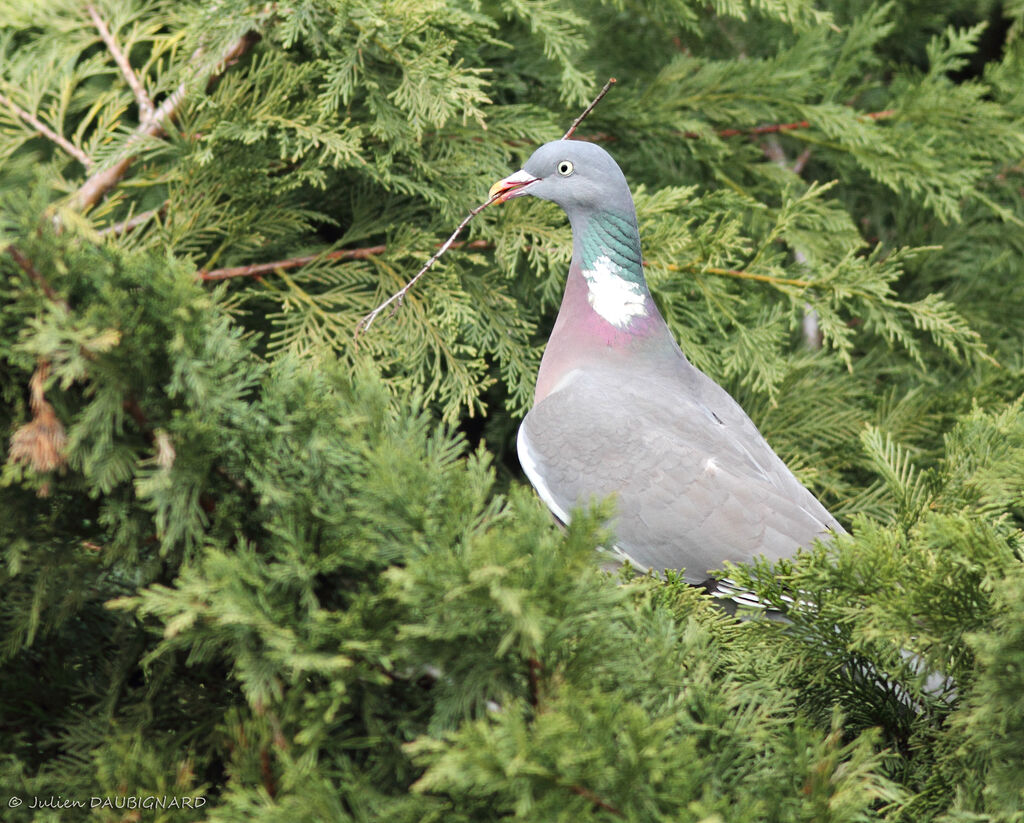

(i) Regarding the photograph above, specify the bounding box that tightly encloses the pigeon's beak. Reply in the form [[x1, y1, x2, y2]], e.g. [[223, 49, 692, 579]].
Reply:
[[489, 169, 538, 203]]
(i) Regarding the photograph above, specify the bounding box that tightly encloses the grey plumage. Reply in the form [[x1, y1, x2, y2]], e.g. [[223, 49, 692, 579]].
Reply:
[[519, 362, 843, 583], [492, 139, 842, 585]]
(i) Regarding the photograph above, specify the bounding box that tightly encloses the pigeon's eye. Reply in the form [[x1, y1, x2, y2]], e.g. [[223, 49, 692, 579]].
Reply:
[[556, 160, 574, 176]]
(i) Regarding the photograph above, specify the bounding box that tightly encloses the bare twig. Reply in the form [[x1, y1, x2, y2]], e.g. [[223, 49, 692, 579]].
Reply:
[[563, 77, 617, 140], [71, 31, 258, 211], [355, 194, 502, 334], [200, 239, 492, 281], [87, 3, 154, 120], [0, 91, 93, 168], [578, 108, 897, 144]]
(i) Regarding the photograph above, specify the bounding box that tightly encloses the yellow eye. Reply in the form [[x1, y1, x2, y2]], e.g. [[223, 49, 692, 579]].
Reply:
[[557, 160, 574, 176]]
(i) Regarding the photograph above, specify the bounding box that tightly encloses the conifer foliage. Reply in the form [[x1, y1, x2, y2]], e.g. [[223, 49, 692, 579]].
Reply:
[[1, 0, 1023, 820]]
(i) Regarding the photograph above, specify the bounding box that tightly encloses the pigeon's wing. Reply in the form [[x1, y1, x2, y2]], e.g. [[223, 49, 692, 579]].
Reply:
[[517, 365, 841, 584]]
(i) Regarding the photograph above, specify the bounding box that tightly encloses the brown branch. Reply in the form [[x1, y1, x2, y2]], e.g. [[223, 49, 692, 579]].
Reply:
[[98, 203, 167, 237], [200, 239, 492, 281], [6, 245, 69, 309], [0, 91, 93, 168], [705, 109, 895, 139], [714, 119, 813, 139], [569, 784, 624, 817], [664, 261, 812, 289], [259, 747, 277, 799], [355, 195, 502, 334], [200, 239, 812, 291], [579, 108, 897, 144], [87, 3, 154, 120], [527, 657, 542, 708], [71, 31, 258, 212], [563, 77, 616, 140]]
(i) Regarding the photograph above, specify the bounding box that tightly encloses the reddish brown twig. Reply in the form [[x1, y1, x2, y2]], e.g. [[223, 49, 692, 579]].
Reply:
[[204, 239, 493, 281], [569, 784, 624, 817], [200, 237, 811, 292], [259, 747, 277, 798], [200, 241, 491, 281], [563, 77, 616, 140], [71, 31, 258, 212], [87, 3, 154, 120], [527, 657, 542, 708], [6, 245, 68, 309], [704, 109, 895, 139], [0, 91, 93, 168], [577, 108, 898, 144]]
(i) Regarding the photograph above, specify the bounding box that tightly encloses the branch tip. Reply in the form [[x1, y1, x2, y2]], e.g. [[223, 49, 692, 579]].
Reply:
[[563, 77, 617, 140], [0, 91, 93, 168]]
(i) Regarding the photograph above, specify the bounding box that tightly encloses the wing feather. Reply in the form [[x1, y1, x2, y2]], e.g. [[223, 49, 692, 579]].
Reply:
[[519, 364, 842, 584]]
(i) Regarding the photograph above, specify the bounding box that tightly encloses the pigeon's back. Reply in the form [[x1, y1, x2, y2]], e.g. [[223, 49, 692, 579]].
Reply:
[[518, 355, 843, 583]]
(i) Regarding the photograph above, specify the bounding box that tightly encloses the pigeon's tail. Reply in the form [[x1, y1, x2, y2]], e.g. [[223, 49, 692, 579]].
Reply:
[[701, 576, 795, 622], [701, 577, 956, 706]]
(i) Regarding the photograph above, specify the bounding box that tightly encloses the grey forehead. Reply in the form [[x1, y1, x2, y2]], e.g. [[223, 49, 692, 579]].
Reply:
[[522, 140, 621, 176]]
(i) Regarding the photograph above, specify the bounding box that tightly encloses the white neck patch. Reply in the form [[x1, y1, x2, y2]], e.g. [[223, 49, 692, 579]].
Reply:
[[582, 254, 648, 328]]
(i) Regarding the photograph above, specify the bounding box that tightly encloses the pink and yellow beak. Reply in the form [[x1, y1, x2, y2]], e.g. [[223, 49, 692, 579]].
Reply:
[[488, 169, 539, 203]]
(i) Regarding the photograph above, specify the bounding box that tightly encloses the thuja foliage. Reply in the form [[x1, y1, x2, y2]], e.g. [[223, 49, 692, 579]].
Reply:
[[1, 0, 1023, 820]]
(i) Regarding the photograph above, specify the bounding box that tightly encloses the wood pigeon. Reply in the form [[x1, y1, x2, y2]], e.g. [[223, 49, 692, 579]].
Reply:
[[489, 140, 845, 589]]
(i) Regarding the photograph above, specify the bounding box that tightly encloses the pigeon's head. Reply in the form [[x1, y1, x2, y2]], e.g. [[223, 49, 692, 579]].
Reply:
[[489, 140, 633, 216]]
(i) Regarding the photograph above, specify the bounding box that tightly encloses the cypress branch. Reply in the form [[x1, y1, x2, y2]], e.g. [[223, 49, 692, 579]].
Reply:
[[563, 77, 616, 139], [97, 204, 167, 237], [71, 30, 259, 211], [0, 91, 93, 168], [86, 3, 154, 121]]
